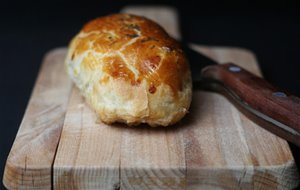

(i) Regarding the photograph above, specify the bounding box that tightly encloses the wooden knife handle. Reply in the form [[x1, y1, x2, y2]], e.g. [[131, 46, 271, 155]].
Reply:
[[201, 63, 300, 147]]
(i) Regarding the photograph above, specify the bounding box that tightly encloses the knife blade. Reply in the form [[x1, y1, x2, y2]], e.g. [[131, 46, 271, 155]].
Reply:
[[181, 42, 300, 147]]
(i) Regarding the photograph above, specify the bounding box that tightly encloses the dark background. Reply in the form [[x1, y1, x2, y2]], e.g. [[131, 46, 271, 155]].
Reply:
[[1, 0, 299, 189]]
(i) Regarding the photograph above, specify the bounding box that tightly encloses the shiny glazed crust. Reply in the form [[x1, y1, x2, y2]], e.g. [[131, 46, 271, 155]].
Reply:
[[65, 13, 192, 126]]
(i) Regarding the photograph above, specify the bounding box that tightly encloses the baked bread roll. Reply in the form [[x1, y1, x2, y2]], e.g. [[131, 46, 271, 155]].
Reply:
[[65, 14, 192, 126]]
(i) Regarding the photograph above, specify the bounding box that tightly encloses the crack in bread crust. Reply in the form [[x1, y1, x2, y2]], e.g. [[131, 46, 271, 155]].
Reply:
[[65, 13, 192, 126]]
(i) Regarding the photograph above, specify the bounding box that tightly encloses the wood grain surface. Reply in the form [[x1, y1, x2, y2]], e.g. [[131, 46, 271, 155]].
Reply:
[[3, 6, 299, 190], [3, 50, 73, 189]]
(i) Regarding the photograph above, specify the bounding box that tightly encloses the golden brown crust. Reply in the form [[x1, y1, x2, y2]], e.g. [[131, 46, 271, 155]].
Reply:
[[65, 13, 192, 126]]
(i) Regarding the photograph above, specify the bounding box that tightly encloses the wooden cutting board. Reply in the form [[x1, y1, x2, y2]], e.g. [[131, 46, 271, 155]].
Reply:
[[3, 6, 299, 190]]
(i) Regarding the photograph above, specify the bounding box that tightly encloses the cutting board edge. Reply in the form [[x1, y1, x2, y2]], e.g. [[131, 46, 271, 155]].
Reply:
[[3, 46, 298, 190], [44, 47, 68, 59], [2, 47, 73, 190], [186, 161, 299, 188]]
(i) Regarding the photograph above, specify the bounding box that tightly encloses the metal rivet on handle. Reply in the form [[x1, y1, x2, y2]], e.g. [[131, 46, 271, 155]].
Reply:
[[229, 66, 241, 72], [272, 91, 287, 97]]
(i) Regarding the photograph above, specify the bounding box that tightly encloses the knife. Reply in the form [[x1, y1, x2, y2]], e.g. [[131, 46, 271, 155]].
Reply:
[[182, 42, 300, 147]]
